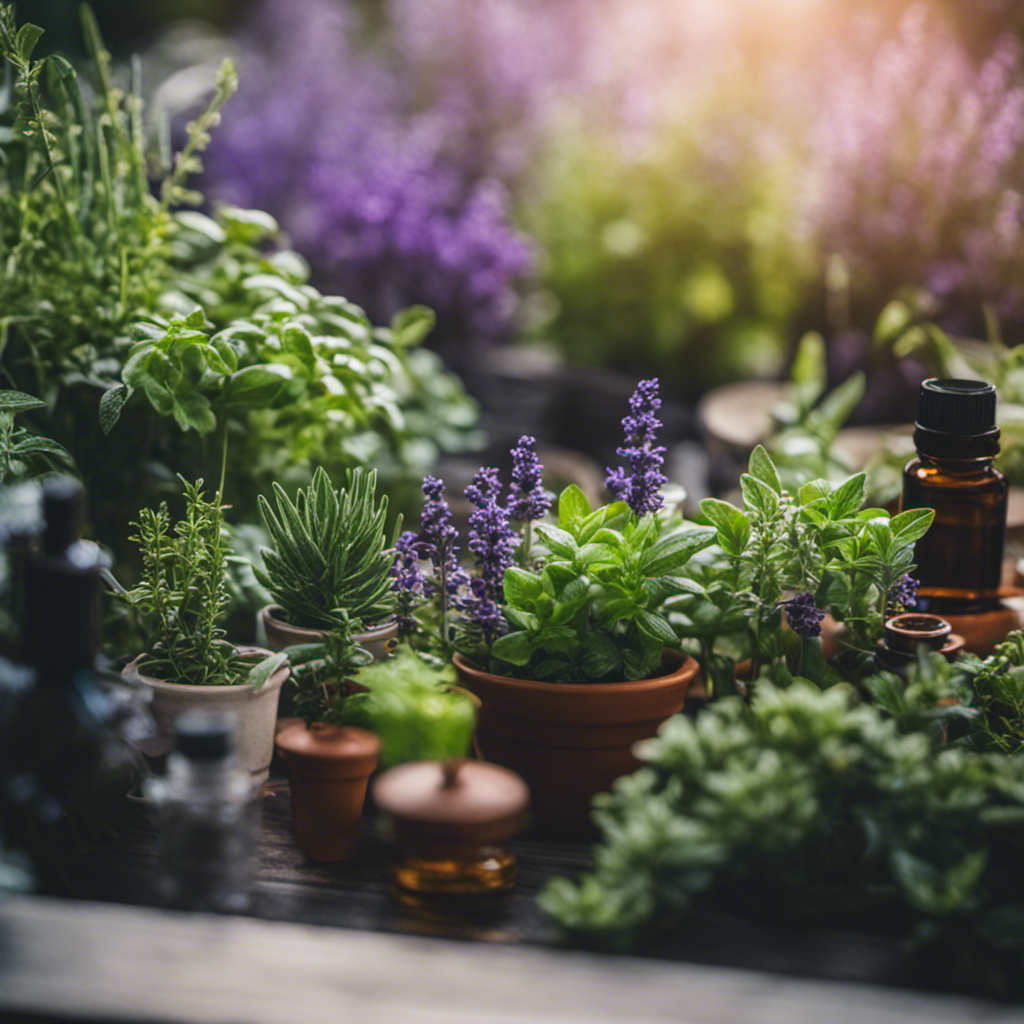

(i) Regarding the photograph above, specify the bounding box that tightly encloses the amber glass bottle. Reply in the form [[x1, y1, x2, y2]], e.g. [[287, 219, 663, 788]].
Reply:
[[901, 378, 1007, 612]]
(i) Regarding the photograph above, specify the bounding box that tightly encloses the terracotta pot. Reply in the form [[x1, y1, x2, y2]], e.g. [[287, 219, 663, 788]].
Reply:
[[123, 646, 289, 786], [261, 607, 397, 723], [275, 722, 381, 861], [261, 605, 398, 660], [452, 650, 698, 838]]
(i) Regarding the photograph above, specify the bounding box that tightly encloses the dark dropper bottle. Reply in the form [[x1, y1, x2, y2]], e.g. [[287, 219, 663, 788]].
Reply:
[[900, 378, 1008, 612], [22, 477, 104, 683]]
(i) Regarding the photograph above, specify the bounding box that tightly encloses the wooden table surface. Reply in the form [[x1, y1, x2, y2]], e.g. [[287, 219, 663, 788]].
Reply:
[[2, 775, 1024, 1023]]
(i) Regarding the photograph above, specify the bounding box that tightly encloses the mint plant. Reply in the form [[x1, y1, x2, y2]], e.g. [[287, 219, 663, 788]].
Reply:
[[255, 467, 399, 632]]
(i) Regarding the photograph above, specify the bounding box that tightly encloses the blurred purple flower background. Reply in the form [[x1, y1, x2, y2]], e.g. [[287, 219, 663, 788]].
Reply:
[[204, 0, 542, 373]]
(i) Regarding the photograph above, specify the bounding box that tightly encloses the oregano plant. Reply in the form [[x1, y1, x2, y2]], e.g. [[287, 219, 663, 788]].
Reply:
[[667, 445, 934, 695]]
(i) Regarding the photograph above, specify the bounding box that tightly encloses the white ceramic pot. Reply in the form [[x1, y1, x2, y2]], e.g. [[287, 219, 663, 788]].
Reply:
[[123, 646, 289, 786]]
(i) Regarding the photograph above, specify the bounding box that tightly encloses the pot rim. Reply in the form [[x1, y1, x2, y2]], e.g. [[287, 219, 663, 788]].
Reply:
[[260, 604, 398, 644], [122, 645, 289, 695], [451, 649, 696, 695]]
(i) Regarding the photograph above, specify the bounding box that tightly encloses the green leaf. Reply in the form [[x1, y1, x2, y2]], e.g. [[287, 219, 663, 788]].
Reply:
[[503, 566, 543, 608], [172, 389, 216, 435], [99, 384, 130, 434], [558, 484, 592, 533], [390, 305, 436, 347], [636, 609, 678, 646], [10, 435, 72, 461], [816, 373, 865, 429], [16, 23, 44, 60], [740, 474, 778, 518], [283, 324, 316, 370], [798, 479, 831, 506], [212, 338, 239, 372], [874, 299, 913, 345], [183, 307, 212, 330], [0, 390, 45, 413], [536, 524, 578, 560], [491, 631, 532, 667], [699, 498, 750, 557], [748, 444, 782, 495], [889, 507, 935, 547], [221, 365, 291, 408], [640, 527, 716, 576], [578, 634, 621, 679], [242, 651, 288, 691], [791, 332, 826, 409], [827, 473, 867, 521]]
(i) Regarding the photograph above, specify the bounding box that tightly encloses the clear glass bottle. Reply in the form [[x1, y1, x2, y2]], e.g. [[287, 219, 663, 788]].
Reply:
[[901, 378, 1008, 612], [149, 709, 258, 913]]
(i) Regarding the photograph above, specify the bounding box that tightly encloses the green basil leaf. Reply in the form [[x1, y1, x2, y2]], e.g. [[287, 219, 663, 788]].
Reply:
[[491, 631, 533, 667], [503, 566, 543, 608], [640, 527, 716, 576], [636, 609, 679, 646], [221, 365, 291, 408], [557, 484, 592, 533]]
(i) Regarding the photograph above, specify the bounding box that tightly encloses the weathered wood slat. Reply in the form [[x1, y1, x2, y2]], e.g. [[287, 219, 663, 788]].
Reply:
[[1, 894, 1019, 1024]]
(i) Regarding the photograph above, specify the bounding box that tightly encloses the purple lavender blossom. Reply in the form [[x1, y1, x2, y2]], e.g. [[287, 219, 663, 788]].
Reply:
[[605, 378, 668, 517], [508, 435, 550, 523], [804, 8, 1024, 323], [390, 531, 425, 637], [203, 0, 535, 370], [464, 467, 517, 645], [782, 593, 826, 639], [419, 476, 467, 602], [887, 574, 919, 614]]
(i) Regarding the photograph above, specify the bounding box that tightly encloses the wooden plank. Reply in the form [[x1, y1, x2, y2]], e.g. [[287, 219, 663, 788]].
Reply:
[[0, 895, 1020, 1024]]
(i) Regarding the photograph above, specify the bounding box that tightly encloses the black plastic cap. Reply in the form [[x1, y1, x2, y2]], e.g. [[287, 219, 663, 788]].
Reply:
[[916, 378, 997, 436], [41, 476, 83, 556], [173, 709, 237, 761]]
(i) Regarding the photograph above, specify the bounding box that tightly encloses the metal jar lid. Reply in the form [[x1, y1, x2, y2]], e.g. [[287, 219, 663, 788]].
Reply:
[[372, 758, 529, 847]]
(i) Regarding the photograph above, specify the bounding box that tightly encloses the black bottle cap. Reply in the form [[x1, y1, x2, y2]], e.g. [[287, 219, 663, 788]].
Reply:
[[174, 709, 237, 761], [917, 378, 997, 436], [41, 476, 83, 556]]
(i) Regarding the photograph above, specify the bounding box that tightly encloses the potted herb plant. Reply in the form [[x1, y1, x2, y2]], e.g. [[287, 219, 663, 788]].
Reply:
[[396, 389, 712, 836], [256, 467, 400, 660], [275, 622, 476, 861], [668, 444, 935, 698], [122, 479, 288, 785]]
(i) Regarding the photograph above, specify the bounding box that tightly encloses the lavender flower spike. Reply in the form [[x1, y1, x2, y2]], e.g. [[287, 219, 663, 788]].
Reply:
[[508, 435, 551, 522], [465, 467, 518, 645], [887, 574, 919, 614], [606, 378, 668, 517], [782, 593, 826, 639], [390, 531, 425, 637]]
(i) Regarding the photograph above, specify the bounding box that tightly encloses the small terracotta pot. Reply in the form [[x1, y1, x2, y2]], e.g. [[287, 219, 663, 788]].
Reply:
[[260, 606, 397, 660], [122, 646, 289, 786], [275, 722, 381, 861], [452, 650, 697, 838]]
